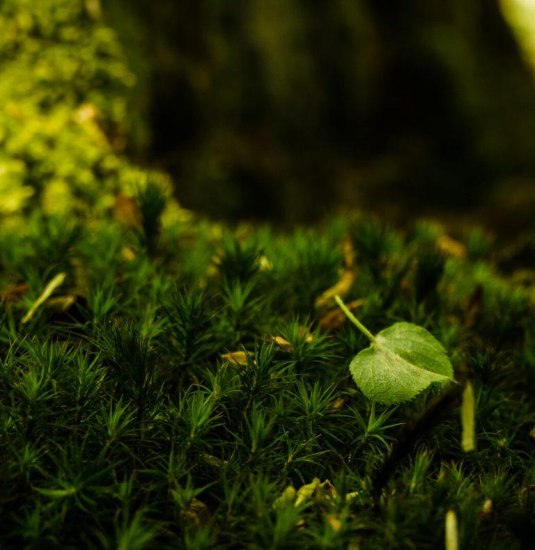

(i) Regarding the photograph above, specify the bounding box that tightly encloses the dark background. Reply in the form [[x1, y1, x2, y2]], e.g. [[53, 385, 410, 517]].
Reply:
[[110, 0, 535, 231]]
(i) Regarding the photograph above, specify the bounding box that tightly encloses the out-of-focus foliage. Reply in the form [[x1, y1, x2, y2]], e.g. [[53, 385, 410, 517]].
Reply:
[[118, 0, 535, 225], [0, 0, 165, 219], [502, 0, 535, 68]]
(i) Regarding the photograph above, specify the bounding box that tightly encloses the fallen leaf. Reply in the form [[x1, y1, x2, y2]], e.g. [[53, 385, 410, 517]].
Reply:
[[318, 299, 364, 332], [480, 499, 493, 517], [445, 509, 459, 550], [328, 398, 346, 410], [348, 322, 454, 404], [315, 238, 356, 310], [259, 255, 273, 271], [181, 498, 209, 527], [271, 328, 314, 351], [295, 478, 321, 507], [22, 273, 66, 324], [47, 295, 77, 312], [0, 282, 29, 303], [437, 235, 466, 259], [114, 194, 141, 228], [342, 237, 356, 269], [461, 381, 476, 452], [121, 246, 136, 262], [273, 486, 297, 509], [271, 335, 293, 352], [221, 351, 249, 366], [326, 514, 343, 533]]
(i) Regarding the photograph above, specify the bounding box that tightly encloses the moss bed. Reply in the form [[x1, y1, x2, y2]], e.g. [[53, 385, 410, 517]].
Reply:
[[1, 195, 534, 548]]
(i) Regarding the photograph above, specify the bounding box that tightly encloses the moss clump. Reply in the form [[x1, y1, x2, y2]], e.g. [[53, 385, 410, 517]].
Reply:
[[0, 0, 163, 219]]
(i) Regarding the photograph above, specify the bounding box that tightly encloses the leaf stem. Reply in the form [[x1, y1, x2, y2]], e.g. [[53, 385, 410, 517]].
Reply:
[[334, 295, 376, 343]]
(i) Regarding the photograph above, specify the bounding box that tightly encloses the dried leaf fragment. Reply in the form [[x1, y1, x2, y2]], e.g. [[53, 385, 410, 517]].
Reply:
[[461, 380, 476, 452], [437, 235, 466, 259], [273, 486, 297, 509], [114, 194, 141, 228], [326, 514, 343, 533], [22, 273, 66, 324], [445, 510, 459, 550], [271, 335, 293, 352], [318, 299, 364, 332], [181, 498, 209, 527], [315, 238, 356, 310], [0, 282, 29, 303], [480, 499, 493, 517], [221, 351, 249, 366], [328, 398, 346, 410]]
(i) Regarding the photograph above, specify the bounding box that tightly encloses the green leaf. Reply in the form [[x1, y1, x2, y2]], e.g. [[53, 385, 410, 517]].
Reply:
[[349, 322, 454, 404]]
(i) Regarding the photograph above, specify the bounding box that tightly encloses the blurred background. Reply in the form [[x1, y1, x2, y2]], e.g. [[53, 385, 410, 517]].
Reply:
[[2, 0, 535, 232]]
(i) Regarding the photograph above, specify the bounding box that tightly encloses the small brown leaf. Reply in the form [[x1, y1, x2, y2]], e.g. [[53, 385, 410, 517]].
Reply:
[[318, 299, 364, 332], [114, 194, 141, 228], [328, 398, 346, 410], [181, 498, 209, 527], [465, 285, 484, 328], [0, 282, 29, 303]]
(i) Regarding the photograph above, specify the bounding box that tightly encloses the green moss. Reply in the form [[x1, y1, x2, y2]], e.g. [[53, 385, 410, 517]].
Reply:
[[1, 207, 534, 548]]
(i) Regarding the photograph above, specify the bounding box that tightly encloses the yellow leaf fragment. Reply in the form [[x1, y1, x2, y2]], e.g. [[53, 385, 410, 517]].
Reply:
[[295, 478, 321, 507], [315, 270, 356, 310], [342, 237, 356, 269], [326, 514, 343, 533], [315, 238, 356, 310], [22, 273, 66, 324], [445, 510, 459, 550], [46, 295, 77, 312], [273, 478, 340, 512], [121, 246, 136, 262], [437, 235, 466, 259], [271, 328, 314, 351], [461, 381, 476, 452], [329, 398, 346, 410], [221, 351, 249, 366], [271, 335, 293, 352], [258, 255, 273, 271], [480, 499, 493, 517], [273, 485, 297, 509]]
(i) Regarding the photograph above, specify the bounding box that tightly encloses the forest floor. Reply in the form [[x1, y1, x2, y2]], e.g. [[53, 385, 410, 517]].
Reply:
[[1, 189, 534, 548]]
